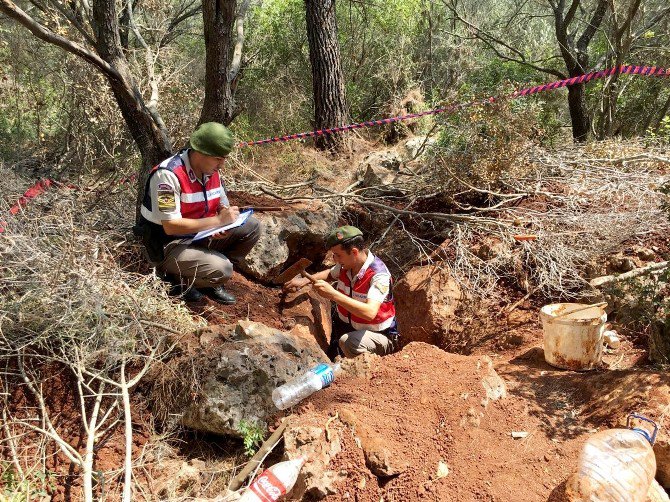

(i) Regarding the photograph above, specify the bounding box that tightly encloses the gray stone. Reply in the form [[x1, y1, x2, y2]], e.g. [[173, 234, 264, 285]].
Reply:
[[238, 204, 339, 283], [355, 150, 406, 195], [179, 324, 328, 436], [403, 136, 437, 160]]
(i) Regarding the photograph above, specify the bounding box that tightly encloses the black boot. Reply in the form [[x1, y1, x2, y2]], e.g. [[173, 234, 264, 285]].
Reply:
[[168, 281, 204, 302], [202, 286, 236, 305]]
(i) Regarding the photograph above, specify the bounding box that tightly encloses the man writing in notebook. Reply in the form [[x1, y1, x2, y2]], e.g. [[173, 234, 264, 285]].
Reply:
[[137, 122, 261, 304]]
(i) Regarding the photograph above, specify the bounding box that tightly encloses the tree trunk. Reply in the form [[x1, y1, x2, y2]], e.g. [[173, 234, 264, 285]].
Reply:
[[91, 0, 172, 222], [567, 83, 591, 142], [305, 0, 349, 152], [199, 0, 237, 125], [0, 0, 172, 169], [93, 0, 172, 168]]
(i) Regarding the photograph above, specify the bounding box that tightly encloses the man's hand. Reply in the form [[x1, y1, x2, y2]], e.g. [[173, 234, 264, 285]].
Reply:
[[313, 279, 337, 300], [283, 276, 311, 293], [216, 205, 240, 225]]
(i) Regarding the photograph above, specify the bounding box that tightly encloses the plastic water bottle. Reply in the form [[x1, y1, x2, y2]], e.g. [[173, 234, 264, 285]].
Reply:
[[239, 456, 306, 502], [565, 413, 659, 502], [272, 362, 341, 410]]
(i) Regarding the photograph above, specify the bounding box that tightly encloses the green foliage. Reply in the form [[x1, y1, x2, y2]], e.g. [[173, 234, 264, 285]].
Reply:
[[1, 0, 669, 167], [0, 464, 54, 501], [602, 269, 670, 364], [237, 420, 266, 458], [647, 116, 670, 143]]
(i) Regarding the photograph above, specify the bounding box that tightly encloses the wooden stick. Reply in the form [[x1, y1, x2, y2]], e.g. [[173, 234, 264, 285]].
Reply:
[[553, 302, 607, 319], [227, 420, 289, 492]]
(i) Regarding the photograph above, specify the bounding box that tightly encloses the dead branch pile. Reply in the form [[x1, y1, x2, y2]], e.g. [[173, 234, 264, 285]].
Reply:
[[231, 139, 670, 299], [0, 164, 204, 500]]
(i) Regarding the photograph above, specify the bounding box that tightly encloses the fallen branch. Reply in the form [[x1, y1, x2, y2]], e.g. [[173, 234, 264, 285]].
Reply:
[[227, 419, 289, 492], [589, 261, 669, 287]]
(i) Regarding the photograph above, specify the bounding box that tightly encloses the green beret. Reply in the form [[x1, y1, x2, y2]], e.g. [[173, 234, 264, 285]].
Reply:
[[325, 225, 364, 249], [189, 122, 235, 157]]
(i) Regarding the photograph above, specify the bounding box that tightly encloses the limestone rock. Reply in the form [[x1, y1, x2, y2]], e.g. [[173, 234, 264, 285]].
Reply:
[[355, 150, 406, 195], [238, 204, 339, 283], [284, 423, 346, 499], [403, 136, 436, 160], [362, 435, 408, 477], [393, 265, 462, 346], [175, 323, 328, 436], [478, 356, 507, 406]]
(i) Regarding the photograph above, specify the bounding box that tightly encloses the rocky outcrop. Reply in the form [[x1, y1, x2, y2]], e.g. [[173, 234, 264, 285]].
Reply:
[[239, 203, 339, 283], [393, 265, 462, 347], [174, 321, 328, 436], [403, 136, 436, 160]]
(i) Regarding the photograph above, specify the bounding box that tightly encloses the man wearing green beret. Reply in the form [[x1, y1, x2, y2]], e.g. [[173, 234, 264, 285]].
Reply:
[[284, 225, 399, 359], [137, 122, 261, 304]]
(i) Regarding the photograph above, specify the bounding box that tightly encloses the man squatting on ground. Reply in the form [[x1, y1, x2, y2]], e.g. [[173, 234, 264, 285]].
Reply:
[[284, 226, 400, 359], [136, 122, 261, 305]]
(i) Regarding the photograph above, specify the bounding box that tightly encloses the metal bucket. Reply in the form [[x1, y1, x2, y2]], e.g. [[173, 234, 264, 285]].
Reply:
[[539, 303, 607, 371]]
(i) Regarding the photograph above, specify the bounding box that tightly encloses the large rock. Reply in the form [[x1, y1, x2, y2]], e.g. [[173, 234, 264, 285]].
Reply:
[[355, 150, 406, 195], [393, 265, 462, 347], [239, 203, 339, 283], [403, 136, 436, 160], [175, 322, 328, 436], [284, 422, 346, 499]]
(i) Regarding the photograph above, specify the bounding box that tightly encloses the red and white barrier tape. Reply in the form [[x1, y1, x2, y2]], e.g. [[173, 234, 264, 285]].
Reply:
[[1, 64, 667, 232]]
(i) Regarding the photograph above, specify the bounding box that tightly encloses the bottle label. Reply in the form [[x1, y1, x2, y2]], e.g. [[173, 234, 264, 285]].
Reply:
[[249, 470, 287, 502], [311, 363, 334, 388]]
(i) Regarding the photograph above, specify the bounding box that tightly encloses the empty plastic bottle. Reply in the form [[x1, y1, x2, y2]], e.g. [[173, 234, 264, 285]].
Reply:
[[272, 362, 341, 410], [565, 413, 659, 502], [239, 456, 306, 502]]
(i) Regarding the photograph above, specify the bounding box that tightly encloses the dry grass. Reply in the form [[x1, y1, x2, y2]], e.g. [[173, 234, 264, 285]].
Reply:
[[0, 164, 205, 500]]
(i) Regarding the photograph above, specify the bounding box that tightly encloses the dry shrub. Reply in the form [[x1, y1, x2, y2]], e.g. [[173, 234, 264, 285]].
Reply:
[[383, 88, 431, 144], [431, 98, 543, 187], [0, 164, 204, 499]]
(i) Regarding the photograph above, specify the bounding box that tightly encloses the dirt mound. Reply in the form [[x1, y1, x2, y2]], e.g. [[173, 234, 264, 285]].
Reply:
[[283, 342, 583, 501]]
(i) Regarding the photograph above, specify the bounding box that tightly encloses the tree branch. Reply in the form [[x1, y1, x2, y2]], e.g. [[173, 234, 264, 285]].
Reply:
[[444, 1, 566, 78], [0, 0, 119, 80], [577, 0, 608, 51], [229, 0, 251, 83]]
